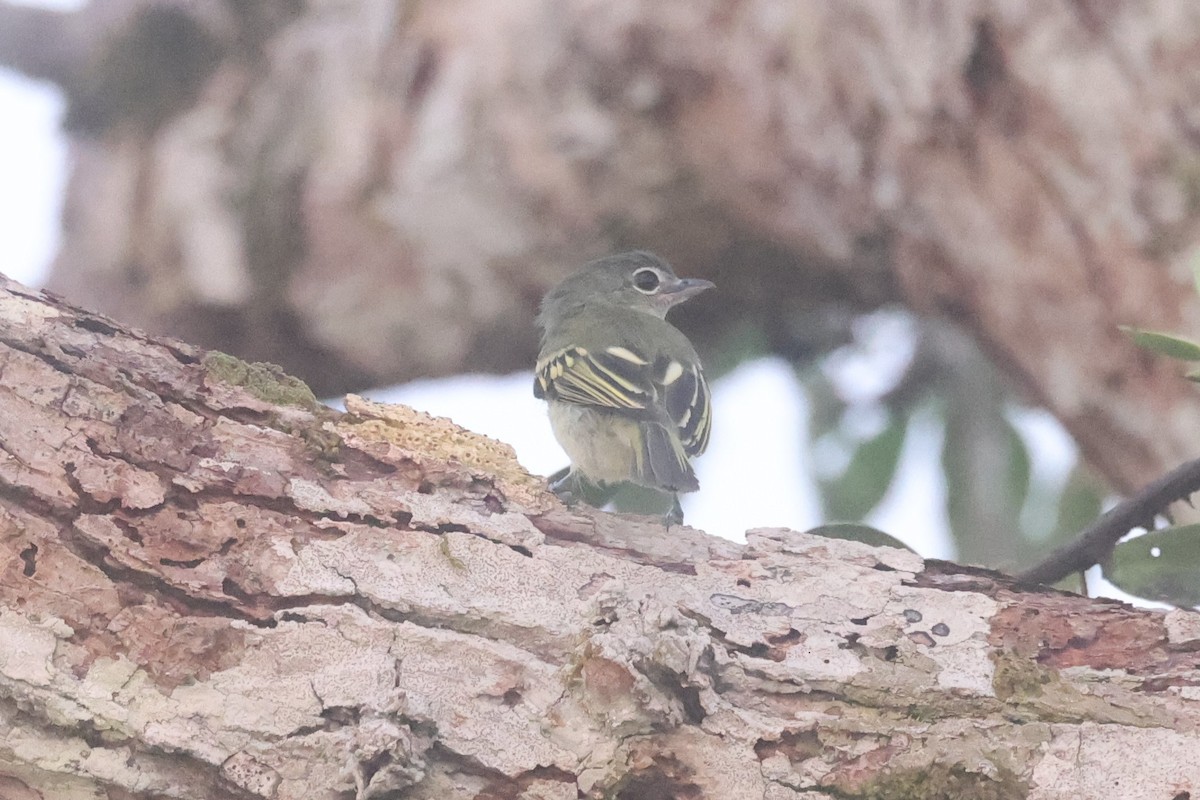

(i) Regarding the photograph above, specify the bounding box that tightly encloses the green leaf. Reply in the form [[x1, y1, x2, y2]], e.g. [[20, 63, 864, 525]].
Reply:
[[708, 320, 771, 377], [1034, 466, 1106, 590], [820, 414, 907, 521], [1103, 525, 1200, 607], [1004, 420, 1032, 531], [805, 523, 915, 552], [805, 372, 850, 442], [1119, 326, 1200, 361], [941, 402, 1032, 565], [1046, 466, 1105, 546]]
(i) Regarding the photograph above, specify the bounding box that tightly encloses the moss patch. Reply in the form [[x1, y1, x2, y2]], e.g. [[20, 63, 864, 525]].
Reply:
[[202, 351, 318, 410], [439, 535, 467, 571], [854, 764, 1026, 800], [991, 654, 1055, 702], [339, 394, 549, 509]]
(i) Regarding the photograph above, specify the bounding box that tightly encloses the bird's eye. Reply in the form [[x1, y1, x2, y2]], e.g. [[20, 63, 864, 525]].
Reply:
[[632, 269, 661, 293]]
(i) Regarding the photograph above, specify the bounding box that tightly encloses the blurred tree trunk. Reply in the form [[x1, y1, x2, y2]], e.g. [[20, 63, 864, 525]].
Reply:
[[4, 269, 1200, 796], [3, 0, 1200, 499]]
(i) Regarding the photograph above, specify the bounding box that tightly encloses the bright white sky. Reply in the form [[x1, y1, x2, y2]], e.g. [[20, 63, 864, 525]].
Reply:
[[0, 9, 1157, 605]]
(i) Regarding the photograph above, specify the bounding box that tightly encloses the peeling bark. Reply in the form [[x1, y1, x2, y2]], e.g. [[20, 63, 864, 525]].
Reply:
[[3, 282, 1200, 799]]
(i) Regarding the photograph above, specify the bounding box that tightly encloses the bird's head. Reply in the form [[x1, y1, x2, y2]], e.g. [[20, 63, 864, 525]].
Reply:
[[542, 251, 715, 320]]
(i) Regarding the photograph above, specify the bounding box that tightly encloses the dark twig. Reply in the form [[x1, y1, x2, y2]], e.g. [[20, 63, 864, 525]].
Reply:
[[1018, 456, 1200, 586]]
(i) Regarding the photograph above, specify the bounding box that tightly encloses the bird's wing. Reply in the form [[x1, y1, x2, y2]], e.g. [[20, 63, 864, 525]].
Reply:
[[535, 345, 712, 457], [534, 346, 651, 411], [660, 358, 712, 458]]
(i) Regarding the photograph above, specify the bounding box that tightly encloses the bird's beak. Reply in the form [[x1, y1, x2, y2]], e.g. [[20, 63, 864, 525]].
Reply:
[[658, 277, 715, 307]]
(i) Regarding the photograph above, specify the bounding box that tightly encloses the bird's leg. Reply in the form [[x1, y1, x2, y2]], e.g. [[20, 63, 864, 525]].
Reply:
[[548, 466, 581, 504], [664, 493, 684, 528], [549, 469, 626, 511], [547, 465, 572, 491]]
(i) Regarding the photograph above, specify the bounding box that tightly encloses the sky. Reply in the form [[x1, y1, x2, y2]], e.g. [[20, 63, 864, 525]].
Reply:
[[0, 5, 1157, 605]]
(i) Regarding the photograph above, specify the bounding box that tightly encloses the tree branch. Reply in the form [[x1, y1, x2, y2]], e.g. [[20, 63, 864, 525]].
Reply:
[[4, 272, 1200, 798], [1018, 457, 1200, 586], [0, 2, 81, 86]]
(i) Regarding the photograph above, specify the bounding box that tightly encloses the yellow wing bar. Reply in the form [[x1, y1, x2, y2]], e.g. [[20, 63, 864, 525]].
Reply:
[[536, 344, 711, 457], [535, 347, 649, 410]]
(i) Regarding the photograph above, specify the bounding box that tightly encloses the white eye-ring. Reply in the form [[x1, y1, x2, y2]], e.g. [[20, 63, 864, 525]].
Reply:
[[632, 268, 662, 293]]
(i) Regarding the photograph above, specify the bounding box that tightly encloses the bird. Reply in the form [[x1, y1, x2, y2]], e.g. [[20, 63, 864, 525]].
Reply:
[[533, 251, 714, 524]]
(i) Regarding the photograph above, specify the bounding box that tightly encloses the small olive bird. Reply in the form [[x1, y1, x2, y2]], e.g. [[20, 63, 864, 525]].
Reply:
[[534, 251, 714, 523]]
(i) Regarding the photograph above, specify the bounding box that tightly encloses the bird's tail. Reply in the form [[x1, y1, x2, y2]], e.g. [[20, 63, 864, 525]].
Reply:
[[638, 422, 699, 493]]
